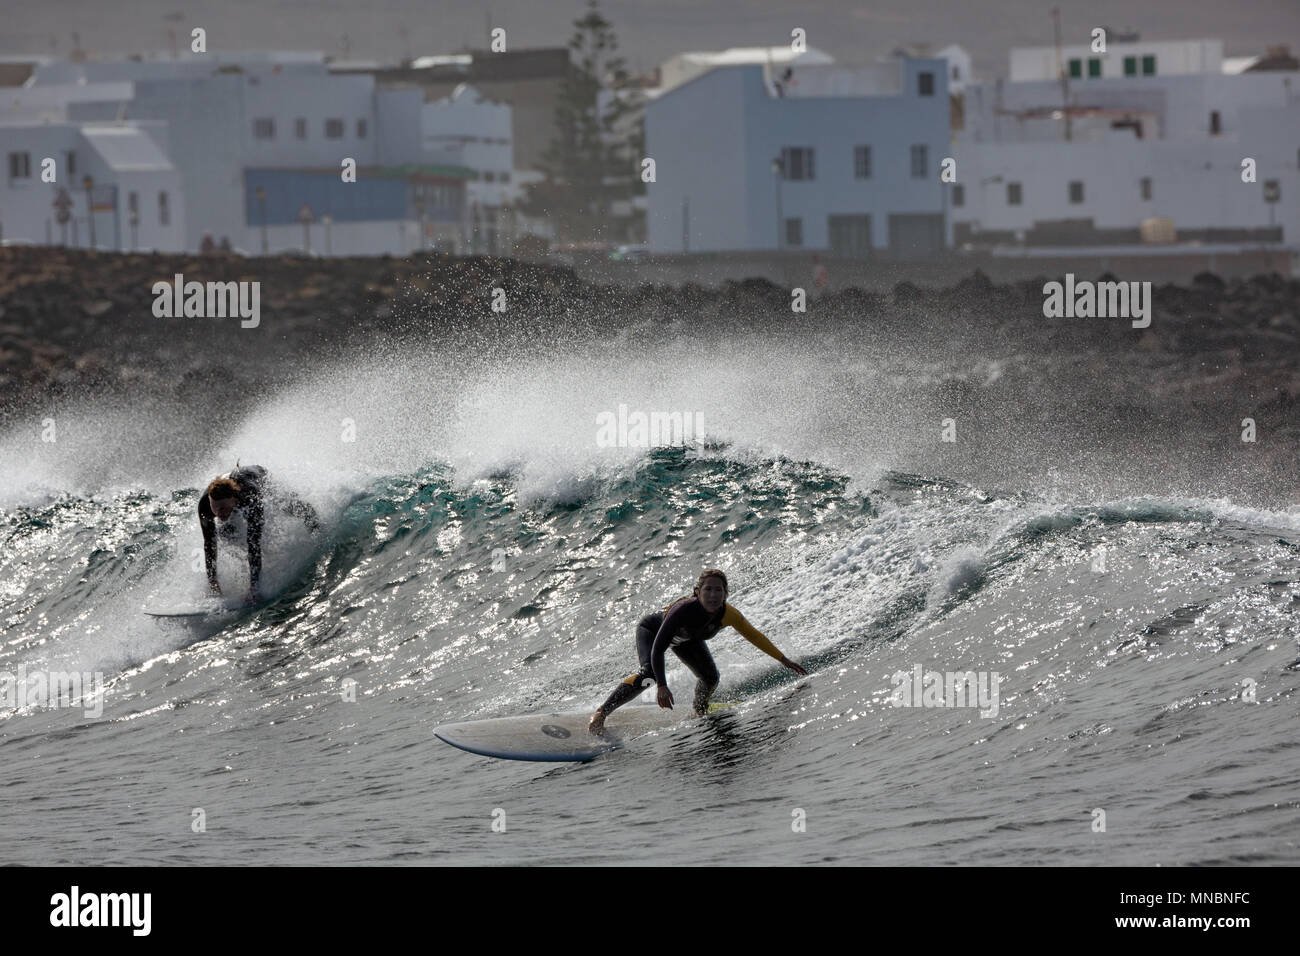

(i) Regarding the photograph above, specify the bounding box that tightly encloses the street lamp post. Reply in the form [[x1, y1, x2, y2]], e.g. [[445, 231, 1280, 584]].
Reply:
[[82, 175, 96, 249], [322, 214, 333, 256], [255, 186, 268, 254], [771, 158, 784, 251]]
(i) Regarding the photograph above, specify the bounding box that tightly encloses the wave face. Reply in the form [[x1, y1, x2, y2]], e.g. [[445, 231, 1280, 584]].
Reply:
[[1, 326, 1298, 865]]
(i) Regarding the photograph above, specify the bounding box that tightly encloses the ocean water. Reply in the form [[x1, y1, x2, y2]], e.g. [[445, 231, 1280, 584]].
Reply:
[[1, 325, 1297, 864]]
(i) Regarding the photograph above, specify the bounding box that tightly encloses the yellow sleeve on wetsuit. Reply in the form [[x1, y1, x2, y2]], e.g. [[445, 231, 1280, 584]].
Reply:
[[722, 604, 784, 662]]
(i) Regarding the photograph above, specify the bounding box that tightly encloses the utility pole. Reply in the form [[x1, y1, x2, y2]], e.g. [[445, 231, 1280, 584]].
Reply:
[[1053, 7, 1072, 142]]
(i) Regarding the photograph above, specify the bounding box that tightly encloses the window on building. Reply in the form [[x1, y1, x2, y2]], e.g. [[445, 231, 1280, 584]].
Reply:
[[918, 72, 934, 96], [1007, 182, 1022, 205], [785, 217, 803, 247], [295, 117, 307, 139], [952, 65, 959, 80], [910, 144, 928, 179], [8, 152, 31, 179], [1142, 55, 1156, 75], [325, 118, 344, 139], [356, 118, 367, 138], [128, 191, 138, 213], [253, 118, 275, 139], [1210, 111, 1221, 135], [854, 145, 872, 179], [65, 150, 77, 177], [1140, 177, 1152, 200], [1069, 181, 1085, 203], [1087, 58, 1102, 78], [1123, 56, 1137, 76], [484, 171, 496, 182], [159, 191, 170, 226], [500, 171, 511, 183], [780, 146, 815, 180], [1068, 58, 1082, 78], [952, 183, 965, 207]]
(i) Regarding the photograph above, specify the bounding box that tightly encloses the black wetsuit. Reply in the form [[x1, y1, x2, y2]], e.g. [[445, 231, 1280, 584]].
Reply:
[[199, 465, 319, 592], [597, 595, 785, 715]]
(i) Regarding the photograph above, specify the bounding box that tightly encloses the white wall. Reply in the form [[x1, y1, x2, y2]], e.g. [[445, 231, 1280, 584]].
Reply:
[[0, 123, 185, 250], [1010, 39, 1224, 81]]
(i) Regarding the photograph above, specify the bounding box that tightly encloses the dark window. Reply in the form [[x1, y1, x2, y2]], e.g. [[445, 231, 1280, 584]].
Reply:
[[128, 191, 138, 213], [1140, 177, 1152, 201], [159, 191, 170, 226], [1007, 182, 1022, 205], [65, 150, 77, 177], [910, 144, 928, 179], [1142, 55, 1156, 75], [1068, 58, 1082, 78], [1069, 181, 1084, 203], [1124, 56, 1137, 76], [356, 118, 367, 138], [253, 117, 275, 139], [325, 118, 344, 139], [784, 217, 803, 247], [918, 71, 934, 96], [8, 152, 31, 179], [1088, 58, 1102, 78], [484, 171, 495, 182], [500, 171, 510, 183], [853, 145, 872, 179], [295, 117, 307, 139], [780, 146, 815, 181], [1210, 111, 1221, 135], [952, 183, 965, 207]]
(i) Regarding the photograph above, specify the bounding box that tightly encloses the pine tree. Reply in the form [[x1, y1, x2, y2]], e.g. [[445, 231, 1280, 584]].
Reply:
[[522, 0, 643, 243]]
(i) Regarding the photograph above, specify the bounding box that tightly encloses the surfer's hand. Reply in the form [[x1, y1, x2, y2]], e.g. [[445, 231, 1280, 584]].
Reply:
[[781, 656, 808, 676], [656, 686, 674, 709]]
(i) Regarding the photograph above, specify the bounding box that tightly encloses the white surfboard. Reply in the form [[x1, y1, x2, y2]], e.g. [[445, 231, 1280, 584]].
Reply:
[[434, 703, 715, 762], [143, 596, 269, 619]]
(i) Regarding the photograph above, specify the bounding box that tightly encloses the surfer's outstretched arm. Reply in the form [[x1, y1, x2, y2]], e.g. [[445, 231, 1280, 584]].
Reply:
[[198, 497, 220, 594], [722, 605, 808, 675], [282, 496, 321, 533], [245, 497, 265, 595]]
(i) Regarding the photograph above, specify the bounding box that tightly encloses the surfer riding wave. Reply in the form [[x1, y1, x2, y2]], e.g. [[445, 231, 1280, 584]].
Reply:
[[588, 568, 807, 734], [199, 464, 320, 604]]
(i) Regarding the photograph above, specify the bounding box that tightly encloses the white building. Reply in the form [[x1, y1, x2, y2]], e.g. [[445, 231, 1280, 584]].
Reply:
[[1, 53, 479, 255], [1010, 38, 1224, 82], [645, 54, 952, 256], [421, 83, 518, 254], [953, 39, 1300, 249], [1, 120, 184, 250]]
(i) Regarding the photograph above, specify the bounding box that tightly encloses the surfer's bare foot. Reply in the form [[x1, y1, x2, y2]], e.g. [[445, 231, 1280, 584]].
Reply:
[[588, 709, 607, 735], [693, 708, 707, 716]]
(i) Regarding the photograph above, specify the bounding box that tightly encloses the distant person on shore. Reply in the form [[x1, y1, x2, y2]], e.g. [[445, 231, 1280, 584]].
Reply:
[[199, 464, 320, 604], [588, 569, 807, 734], [812, 255, 829, 290]]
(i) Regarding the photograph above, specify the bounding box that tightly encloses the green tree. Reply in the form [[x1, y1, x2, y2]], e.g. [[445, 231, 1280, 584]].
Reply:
[[522, 0, 644, 243]]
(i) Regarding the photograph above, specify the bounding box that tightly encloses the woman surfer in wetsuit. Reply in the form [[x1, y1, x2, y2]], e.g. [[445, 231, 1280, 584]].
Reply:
[[588, 568, 807, 734], [199, 464, 320, 604]]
